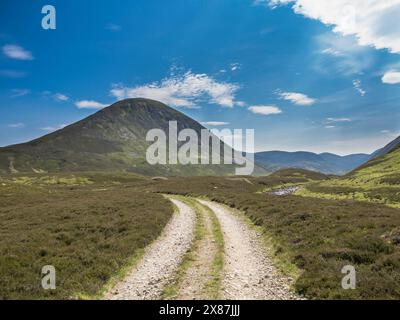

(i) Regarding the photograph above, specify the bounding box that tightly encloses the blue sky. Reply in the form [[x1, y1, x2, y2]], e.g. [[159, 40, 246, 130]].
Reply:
[[1, 0, 400, 155]]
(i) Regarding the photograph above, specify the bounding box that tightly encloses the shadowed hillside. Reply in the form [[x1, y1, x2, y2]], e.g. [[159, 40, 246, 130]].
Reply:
[[0, 99, 263, 176]]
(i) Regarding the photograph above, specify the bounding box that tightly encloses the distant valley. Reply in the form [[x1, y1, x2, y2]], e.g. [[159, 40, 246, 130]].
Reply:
[[254, 151, 371, 175]]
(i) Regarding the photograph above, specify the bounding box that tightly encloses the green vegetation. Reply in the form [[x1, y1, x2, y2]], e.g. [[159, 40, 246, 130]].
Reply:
[[202, 201, 225, 299], [296, 148, 400, 208], [0, 172, 172, 299], [154, 170, 400, 299], [2, 164, 400, 300]]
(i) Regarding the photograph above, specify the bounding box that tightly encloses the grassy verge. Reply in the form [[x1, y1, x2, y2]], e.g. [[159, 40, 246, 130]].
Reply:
[[75, 248, 146, 299], [200, 200, 224, 299]]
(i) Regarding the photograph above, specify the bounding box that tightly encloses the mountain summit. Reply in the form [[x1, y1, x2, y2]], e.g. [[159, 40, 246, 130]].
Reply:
[[0, 98, 245, 176]]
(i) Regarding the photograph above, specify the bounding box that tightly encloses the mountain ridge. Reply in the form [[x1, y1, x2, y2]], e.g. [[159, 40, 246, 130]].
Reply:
[[254, 150, 370, 175]]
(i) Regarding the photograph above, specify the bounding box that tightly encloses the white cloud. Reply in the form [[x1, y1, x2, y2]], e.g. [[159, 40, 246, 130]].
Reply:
[[8, 123, 25, 128], [268, 0, 400, 54], [110, 71, 240, 108], [278, 91, 316, 106], [326, 117, 352, 123], [54, 93, 69, 102], [40, 124, 67, 132], [325, 125, 335, 129], [248, 105, 282, 115], [352, 79, 366, 96], [75, 100, 108, 109], [382, 71, 400, 84], [201, 121, 230, 126], [10, 89, 30, 98], [2, 44, 33, 60], [230, 63, 241, 71]]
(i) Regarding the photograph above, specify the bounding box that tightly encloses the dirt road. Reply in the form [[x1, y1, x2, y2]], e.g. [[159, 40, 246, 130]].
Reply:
[[198, 200, 299, 300], [106, 197, 299, 300], [106, 198, 196, 300]]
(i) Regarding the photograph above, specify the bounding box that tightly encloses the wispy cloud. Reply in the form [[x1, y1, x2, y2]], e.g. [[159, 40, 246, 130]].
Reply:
[[277, 91, 317, 106], [230, 63, 241, 71], [105, 23, 122, 32], [326, 117, 352, 123], [0, 69, 27, 78], [315, 33, 373, 75], [40, 124, 68, 132], [8, 123, 25, 128], [352, 79, 366, 96], [10, 89, 30, 98], [110, 70, 240, 108], [75, 100, 108, 109], [2, 44, 33, 60], [268, 0, 400, 54], [248, 105, 282, 115], [321, 48, 344, 57], [382, 71, 400, 84], [380, 129, 400, 138], [54, 93, 69, 102], [201, 121, 230, 126]]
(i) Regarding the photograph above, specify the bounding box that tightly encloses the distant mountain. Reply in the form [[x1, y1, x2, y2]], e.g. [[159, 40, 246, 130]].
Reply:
[[0, 98, 265, 176], [254, 151, 370, 175]]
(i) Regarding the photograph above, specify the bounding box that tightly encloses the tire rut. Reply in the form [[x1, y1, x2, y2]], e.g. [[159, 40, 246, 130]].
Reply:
[[174, 200, 218, 300], [198, 199, 299, 300], [105, 198, 196, 300]]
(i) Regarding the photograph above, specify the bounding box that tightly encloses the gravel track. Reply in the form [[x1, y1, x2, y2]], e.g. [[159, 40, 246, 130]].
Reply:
[[105, 198, 196, 300], [176, 201, 217, 300], [198, 200, 299, 300]]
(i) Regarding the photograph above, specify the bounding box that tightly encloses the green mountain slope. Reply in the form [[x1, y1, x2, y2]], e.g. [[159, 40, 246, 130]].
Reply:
[[0, 98, 262, 176], [296, 136, 400, 207]]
